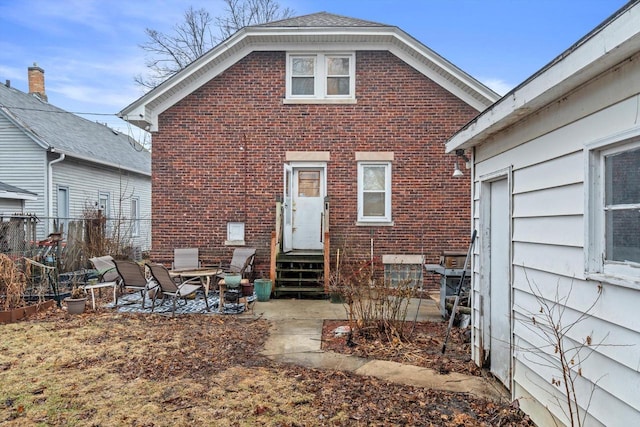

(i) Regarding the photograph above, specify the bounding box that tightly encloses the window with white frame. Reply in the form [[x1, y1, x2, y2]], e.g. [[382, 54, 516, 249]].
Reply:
[[588, 135, 640, 280], [357, 162, 392, 223], [226, 222, 245, 245], [98, 192, 110, 218], [130, 198, 140, 237], [286, 53, 355, 101]]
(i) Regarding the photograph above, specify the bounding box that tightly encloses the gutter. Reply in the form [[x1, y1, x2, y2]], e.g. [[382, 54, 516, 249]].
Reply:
[[47, 151, 65, 234]]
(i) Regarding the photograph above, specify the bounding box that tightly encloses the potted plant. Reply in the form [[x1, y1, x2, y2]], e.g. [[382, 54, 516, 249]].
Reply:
[[64, 285, 87, 314]]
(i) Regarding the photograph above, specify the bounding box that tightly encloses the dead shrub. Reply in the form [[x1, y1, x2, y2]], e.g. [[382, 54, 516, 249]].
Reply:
[[0, 254, 27, 310], [329, 249, 418, 344]]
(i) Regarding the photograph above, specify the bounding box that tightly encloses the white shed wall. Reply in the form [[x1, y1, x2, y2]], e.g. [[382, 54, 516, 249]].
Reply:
[[0, 198, 23, 214], [471, 54, 640, 426]]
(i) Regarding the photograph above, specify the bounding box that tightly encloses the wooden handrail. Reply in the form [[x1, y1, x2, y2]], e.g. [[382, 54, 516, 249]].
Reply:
[[323, 197, 330, 293]]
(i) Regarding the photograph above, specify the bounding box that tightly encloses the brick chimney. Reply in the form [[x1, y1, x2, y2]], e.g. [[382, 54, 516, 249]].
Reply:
[[28, 63, 47, 102]]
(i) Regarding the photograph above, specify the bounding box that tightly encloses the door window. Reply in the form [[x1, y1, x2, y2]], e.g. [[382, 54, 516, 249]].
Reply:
[[298, 171, 320, 197]]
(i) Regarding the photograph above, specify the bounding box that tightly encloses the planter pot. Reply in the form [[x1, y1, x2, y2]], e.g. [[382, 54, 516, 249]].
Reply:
[[0, 300, 56, 324], [65, 297, 87, 315], [224, 274, 242, 288], [254, 279, 272, 302]]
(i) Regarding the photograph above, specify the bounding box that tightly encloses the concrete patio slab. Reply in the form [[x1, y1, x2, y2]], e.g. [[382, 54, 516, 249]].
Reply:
[[254, 297, 509, 403]]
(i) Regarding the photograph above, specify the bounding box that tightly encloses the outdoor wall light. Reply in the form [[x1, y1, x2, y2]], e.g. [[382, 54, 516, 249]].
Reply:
[[452, 149, 470, 178], [452, 161, 464, 177]]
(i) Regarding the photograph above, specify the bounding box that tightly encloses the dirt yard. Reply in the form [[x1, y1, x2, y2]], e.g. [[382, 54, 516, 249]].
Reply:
[[0, 303, 533, 426], [321, 319, 483, 376]]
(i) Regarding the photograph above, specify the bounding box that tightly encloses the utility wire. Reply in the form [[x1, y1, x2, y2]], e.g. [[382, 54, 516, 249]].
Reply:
[[0, 103, 119, 117]]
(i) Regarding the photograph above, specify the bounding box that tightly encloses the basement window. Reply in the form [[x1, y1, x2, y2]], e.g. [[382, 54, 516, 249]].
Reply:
[[382, 255, 424, 288]]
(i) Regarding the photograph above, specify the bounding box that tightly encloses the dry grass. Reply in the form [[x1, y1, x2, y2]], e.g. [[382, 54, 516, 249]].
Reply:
[[0, 306, 532, 426], [0, 311, 315, 426]]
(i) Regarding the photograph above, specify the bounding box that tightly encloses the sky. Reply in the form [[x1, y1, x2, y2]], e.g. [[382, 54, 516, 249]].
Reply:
[[0, 0, 630, 141]]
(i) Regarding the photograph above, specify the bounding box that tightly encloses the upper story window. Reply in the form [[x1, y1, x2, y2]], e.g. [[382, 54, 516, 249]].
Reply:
[[587, 131, 640, 284], [286, 53, 355, 103]]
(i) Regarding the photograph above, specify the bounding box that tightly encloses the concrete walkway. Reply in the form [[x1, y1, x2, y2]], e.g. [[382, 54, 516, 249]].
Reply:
[[252, 298, 508, 402]]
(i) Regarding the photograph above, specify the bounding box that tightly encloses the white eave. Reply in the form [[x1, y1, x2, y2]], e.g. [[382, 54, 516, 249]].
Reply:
[[120, 25, 499, 131], [0, 190, 37, 201], [446, 2, 640, 153]]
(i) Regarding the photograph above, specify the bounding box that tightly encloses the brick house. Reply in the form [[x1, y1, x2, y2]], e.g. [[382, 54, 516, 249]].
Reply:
[[120, 12, 498, 295]]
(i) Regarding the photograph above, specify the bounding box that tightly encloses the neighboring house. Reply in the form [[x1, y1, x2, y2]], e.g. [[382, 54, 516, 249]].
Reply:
[[446, 2, 640, 426], [0, 181, 37, 215], [0, 65, 152, 252], [0, 181, 38, 254], [120, 12, 498, 293]]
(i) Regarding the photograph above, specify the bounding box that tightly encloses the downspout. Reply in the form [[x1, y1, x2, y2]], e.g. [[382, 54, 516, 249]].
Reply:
[[47, 151, 65, 235]]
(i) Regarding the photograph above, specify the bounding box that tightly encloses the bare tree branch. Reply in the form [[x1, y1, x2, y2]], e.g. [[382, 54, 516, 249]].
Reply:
[[135, 0, 294, 89]]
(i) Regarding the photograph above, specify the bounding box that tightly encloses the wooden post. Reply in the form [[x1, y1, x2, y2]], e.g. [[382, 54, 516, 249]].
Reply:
[[270, 231, 277, 284], [323, 196, 330, 293], [324, 231, 330, 293], [271, 200, 282, 285]]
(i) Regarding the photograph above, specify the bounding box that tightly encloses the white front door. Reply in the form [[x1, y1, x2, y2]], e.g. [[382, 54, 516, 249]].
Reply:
[[283, 164, 325, 251], [488, 178, 511, 388]]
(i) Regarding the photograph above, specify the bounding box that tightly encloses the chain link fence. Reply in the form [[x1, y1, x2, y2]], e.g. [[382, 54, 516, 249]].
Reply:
[[0, 214, 151, 272]]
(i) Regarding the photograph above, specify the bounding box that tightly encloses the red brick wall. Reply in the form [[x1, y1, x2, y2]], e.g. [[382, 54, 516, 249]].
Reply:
[[151, 50, 478, 280]]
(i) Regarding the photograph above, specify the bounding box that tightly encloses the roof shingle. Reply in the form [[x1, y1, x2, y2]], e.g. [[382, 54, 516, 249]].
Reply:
[[255, 11, 388, 28], [0, 83, 150, 176]]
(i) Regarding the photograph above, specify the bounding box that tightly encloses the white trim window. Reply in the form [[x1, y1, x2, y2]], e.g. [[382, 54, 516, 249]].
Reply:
[[226, 222, 246, 246], [588, 133, 640, 282], [286, 53, 355, 101], [357, 162, 392, 223], [130, 198, 140, 237]]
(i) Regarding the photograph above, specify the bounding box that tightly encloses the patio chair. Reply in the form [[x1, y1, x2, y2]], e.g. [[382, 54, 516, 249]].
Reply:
[[217, 248, 256, 282], [113, 260, 158, 309], [148, 263, 210, 317], [172, 248, 201, 271], [89, 255, 120, 282]]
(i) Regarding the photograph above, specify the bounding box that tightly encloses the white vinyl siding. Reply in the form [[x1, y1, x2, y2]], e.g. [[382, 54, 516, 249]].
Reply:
[[0, 113, 47, 236], [51, 158, 152, 251], [0, 199, 23, 214], [469, 55, 640, 426]]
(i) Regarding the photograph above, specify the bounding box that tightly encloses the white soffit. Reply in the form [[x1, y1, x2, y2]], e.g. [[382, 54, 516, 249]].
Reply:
[[120, 26, 498, 131], [445, 2, 640, 153]]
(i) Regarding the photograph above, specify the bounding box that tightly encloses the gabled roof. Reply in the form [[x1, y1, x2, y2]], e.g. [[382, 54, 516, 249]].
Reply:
[[0, 181, 37, 201], [257, 11, 387, 27], [120, 12, 499, 131], [0, 84, 150, 176], [446, 1, 640, 152]]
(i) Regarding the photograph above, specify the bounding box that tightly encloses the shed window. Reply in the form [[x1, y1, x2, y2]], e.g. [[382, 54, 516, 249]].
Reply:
[[588, 134, 640, 281]]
